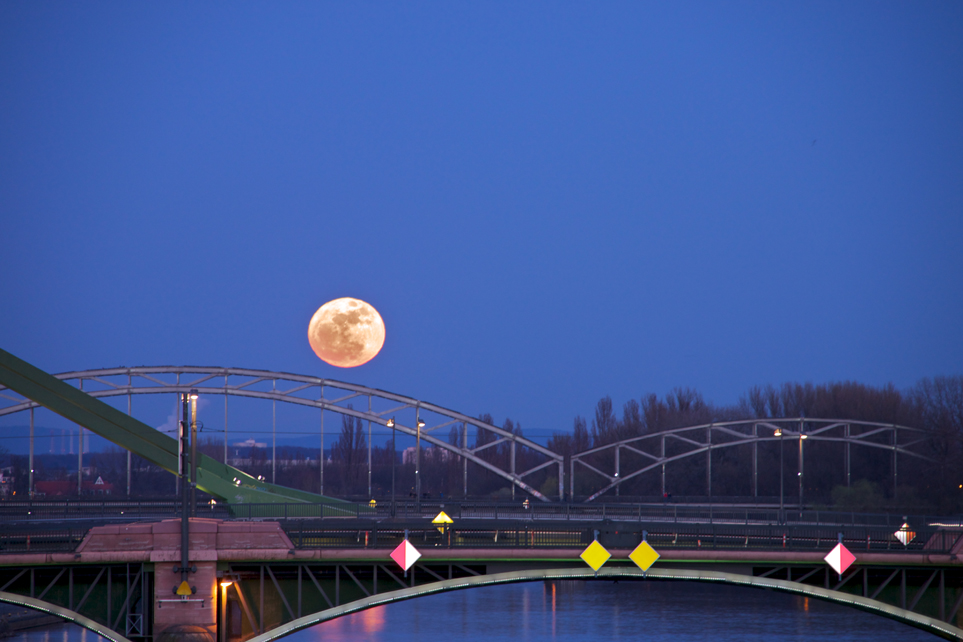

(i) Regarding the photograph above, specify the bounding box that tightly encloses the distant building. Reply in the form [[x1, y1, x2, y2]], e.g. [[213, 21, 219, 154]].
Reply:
[[0, 468, 14, 498], [35, 476, 115, 497], [402, 446, 453, 465]]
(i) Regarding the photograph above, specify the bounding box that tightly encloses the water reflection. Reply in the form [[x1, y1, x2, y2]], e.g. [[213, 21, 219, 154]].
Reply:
[[1, 581, 943, 642], [4, 622, 107, 642], [293, 580, 941, 642]]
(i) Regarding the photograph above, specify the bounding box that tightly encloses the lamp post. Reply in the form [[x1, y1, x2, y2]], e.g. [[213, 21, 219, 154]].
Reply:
[[415, 412, 426, 508], [177, 392, 192, 593], [28, 407, 34, 498], [798, 432, 808, 513], [189, 389, 199, 517], [219, 580, 233, 642], [387, 418, 396, 517], [774, 428, 784, 520]]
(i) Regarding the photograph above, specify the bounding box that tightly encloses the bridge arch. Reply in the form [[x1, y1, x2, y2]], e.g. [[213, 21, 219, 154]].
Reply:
[[0, 366, 563, 501], [571, 418, 935, 502], [245, 567, 963, 642], [0, 364, 937, 504], [0, 590, 133, 642]]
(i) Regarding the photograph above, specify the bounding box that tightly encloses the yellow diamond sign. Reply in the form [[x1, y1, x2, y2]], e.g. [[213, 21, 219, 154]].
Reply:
[[629, 540, 660, 571], [580, 540, 611, 572], [432, 511, 454, 525]]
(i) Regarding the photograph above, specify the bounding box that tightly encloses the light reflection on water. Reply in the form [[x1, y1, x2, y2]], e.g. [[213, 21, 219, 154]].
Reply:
[[289, 580, 943, 642], [5, 623, 107, 642], [5, 581, 944, 642]]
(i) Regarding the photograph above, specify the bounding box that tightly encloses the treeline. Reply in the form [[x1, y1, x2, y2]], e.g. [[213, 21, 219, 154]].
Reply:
[[4, 377, 960, 514], [306, 376, 963, 513], [546, 377, 963, 513]]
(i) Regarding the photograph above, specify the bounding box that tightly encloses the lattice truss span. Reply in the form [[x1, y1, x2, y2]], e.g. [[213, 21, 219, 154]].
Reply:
[[0, 366, 939, 503], [0, 367, 564, 502], [572, 419, 936, 502]]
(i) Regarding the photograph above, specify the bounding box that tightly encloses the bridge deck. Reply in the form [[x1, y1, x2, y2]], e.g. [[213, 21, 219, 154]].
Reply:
[[0, 516, 961, 641]]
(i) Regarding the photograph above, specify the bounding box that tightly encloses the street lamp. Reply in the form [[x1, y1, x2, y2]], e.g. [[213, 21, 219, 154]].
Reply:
[[774, 428, 784, 520], [189, 389, 199, 517], [387, 418, 396, 516], [177, 392, 193, 595], [415, 415, 426, 507], [799, 433, 808, 511], [219, 580, 234, 642]]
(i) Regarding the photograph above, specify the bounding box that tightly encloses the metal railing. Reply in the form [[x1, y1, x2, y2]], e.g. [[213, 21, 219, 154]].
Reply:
[[278, 520, 962, 555], [0, 513, 958, 556], [0, 525, 87, 554], [1, 498, 959, 529], [0, 498, 232, 521], [369, 501, 962, 529]]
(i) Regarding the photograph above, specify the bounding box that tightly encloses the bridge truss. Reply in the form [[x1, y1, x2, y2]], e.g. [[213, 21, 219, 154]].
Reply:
[[572, 418, 935, 502], [0, 363, 939, 504], [0, 366, 563, 502], [1, 518, 961, 641]]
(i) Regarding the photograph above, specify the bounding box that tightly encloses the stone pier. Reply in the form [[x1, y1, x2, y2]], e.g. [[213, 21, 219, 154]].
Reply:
[[75, 517, 296, 642]]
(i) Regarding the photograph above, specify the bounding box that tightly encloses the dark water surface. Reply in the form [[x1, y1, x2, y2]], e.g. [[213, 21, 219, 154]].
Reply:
[[7, 581, 944, 641], [293, 581, 940, 642]]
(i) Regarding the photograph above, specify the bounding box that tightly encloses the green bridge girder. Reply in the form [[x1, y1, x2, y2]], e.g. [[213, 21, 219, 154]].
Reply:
[[0, 347, 358, 514], [242, 566, 963, 642], [2, 560, 960, 642]]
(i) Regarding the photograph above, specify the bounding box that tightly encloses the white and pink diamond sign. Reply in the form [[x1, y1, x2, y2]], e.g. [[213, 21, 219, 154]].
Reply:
[[390, 539, 422, 572], [824, 542, 856, 576]]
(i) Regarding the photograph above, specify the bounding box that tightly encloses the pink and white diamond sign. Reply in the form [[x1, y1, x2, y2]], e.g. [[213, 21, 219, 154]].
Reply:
[[390, 539, 422, 572], [824, 542, 856, 576]]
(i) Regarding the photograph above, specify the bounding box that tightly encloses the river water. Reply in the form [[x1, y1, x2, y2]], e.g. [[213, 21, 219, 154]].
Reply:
[[7, 580, 942, 641]]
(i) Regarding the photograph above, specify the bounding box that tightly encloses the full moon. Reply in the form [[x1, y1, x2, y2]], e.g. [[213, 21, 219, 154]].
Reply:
[[308, 298, 386, 368]]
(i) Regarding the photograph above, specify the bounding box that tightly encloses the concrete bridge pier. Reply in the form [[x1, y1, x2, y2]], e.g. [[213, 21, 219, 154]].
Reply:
[[153, 558, 218, 642], [72, 517, 297, 642], [99, 518, 219, 642], [1, 516, 961, 641]]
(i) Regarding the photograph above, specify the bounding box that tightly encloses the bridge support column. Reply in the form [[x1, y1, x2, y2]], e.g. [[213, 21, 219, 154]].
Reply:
[[752, 424, 757, 498], [845, 423, 851, 487], [706, 424, 712, 500], [154, 560, 217, 642], [28, 407, 34, 497]]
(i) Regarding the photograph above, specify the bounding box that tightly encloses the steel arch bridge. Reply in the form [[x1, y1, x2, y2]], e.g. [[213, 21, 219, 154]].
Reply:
[[0, 365, 564, 501], [572, 418, 935, 502], [243, 567, 963, 642], [0, 364, 937, 503], [1, 559, 962, 642]]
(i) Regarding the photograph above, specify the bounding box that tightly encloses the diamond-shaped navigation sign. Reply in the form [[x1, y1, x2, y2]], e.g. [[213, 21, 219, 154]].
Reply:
[[580, 540, 611, 572], [824, 542, 856, 576], [894, 522, 916, 546], [390, 539, 422, 572], [432, 511, 453, 533], [629, 540, 660, 572]]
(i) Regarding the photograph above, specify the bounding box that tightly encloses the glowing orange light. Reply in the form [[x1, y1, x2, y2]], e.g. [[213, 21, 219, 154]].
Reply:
[[358, 605, 385, 634]]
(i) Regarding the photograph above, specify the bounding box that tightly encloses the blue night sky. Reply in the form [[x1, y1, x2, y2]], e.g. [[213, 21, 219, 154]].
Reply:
[[2, 3, 961, 441]]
